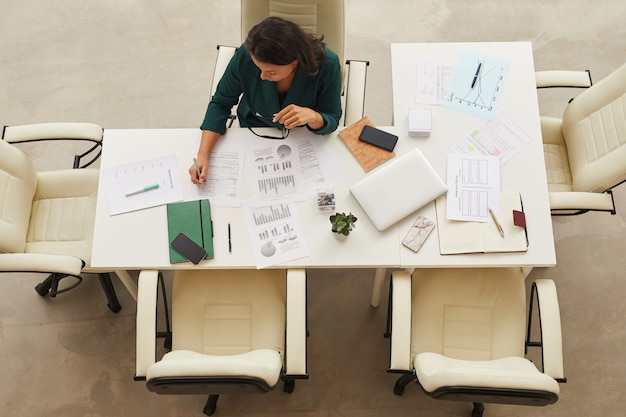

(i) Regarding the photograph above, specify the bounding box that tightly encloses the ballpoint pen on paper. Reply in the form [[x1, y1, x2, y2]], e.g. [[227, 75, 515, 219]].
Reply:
[[228, 223, 232, 253], [488, 207, 505, 238], [470, 62, 482, 89], [125, 183, 159, 197]]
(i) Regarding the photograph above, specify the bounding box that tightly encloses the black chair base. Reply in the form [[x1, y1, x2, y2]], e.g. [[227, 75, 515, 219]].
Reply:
[[34, 272, 121, 313], [472, 402, 485, 417], [393, 373, 417, 395], [203, 395, 219, 416]]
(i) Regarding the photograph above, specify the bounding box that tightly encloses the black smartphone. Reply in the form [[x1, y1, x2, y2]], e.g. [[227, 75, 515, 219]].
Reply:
[[170, 232, 207, 265], [358, 125, 398, 152]]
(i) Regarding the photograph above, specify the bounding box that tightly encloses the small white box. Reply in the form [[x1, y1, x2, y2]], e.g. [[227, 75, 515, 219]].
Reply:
[[408, 108, 432, 137]]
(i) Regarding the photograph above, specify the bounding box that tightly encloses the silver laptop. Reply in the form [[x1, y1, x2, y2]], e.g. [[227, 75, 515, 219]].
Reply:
[[350, 148, 447, 231]]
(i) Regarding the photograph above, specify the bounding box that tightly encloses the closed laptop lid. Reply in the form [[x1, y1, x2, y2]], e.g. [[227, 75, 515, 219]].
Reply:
[[350, 148, 447, 231]]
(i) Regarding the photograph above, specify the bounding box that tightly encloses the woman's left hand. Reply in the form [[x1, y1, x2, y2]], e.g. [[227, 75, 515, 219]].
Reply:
[[273, 104, 323, 130]]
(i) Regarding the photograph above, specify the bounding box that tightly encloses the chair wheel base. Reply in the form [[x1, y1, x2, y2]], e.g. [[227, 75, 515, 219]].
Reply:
[[393, 373, 416, 396], [472, 402, 485, 417], [203, 395, 219, 416], [107, 302, 122, 313], [283, 379, 295, 393], [34, 282, 51, 296]]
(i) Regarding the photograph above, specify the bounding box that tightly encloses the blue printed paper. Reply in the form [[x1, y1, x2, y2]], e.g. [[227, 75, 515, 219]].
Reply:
[[444, 50, 509, 120]]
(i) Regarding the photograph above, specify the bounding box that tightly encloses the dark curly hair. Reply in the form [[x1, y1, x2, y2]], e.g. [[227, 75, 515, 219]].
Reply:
[[245, 16, 326, 77]]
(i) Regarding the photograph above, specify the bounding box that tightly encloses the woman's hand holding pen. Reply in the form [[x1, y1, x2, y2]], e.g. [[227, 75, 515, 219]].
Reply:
[[191, 130, 221, 185], [273, 104, 324, 130], [190, 156, 207, 185]]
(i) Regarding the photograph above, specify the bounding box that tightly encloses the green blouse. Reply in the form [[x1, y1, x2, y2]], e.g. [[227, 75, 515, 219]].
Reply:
[[200, 44, 342, 135]]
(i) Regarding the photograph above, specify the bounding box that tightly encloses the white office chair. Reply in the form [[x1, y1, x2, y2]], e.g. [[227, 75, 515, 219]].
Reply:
[[135, 268, 307, 416], [211, 0, 368, 127], [538, 63, 626, 215], [0, 122, 121, 312], [387, 268, 565, 417]]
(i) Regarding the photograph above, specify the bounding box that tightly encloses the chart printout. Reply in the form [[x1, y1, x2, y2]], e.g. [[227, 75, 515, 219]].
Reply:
[[444, 50, 509, 120]]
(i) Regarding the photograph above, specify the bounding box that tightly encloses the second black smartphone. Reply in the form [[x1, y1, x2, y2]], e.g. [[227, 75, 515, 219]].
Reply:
[[358, 125, 398, 152], [170, 232, 207, 265]]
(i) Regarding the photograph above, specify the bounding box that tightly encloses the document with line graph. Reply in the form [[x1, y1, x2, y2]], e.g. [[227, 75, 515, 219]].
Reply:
[[444, 50, 509, 120]]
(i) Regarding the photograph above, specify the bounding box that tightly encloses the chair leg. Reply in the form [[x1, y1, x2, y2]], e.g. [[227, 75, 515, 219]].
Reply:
[[35, 273, 82, 297], [34, 274, 54, 296], [394, 372, 417, 395], [471, 402, 485, 417], [98, 273, 122, 313], [203, 395, 219, 416], [283, 378, 295, 393]]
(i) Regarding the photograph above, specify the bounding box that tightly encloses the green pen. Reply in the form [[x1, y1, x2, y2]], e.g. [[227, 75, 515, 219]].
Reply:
[[125, 183, 160, 197]]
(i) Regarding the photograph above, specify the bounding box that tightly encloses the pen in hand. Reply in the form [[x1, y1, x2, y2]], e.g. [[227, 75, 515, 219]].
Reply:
[[471, 62, 482, 89], [193, 158, 202, 184], [489, 207, 505, 238]]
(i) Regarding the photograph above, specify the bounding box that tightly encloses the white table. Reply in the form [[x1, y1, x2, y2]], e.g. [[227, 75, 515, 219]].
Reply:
[[91, 127, 401, 304], [92, 42, 555, 305], [390, 42, 556, 269]]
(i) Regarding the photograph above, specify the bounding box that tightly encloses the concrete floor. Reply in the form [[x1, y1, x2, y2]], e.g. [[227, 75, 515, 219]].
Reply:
[[1, 1, 625, 416]]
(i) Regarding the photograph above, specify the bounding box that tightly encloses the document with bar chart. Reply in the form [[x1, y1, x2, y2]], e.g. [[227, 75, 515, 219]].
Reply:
[[242, 200, 310, 269], [249, 142, 306, 201]]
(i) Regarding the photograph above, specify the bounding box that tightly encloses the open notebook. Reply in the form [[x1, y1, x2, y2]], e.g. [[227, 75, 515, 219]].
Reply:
[[350, 148, 447, 231], [435, 192, 528, 254]]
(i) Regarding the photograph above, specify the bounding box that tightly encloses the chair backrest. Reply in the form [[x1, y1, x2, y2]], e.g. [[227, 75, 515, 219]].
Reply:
[[0, 140, 37, 254], [171, 269, 286, 355], [241, 0, 345, 65], [562, 63, 626, 193], [410, 268, 527, 361]]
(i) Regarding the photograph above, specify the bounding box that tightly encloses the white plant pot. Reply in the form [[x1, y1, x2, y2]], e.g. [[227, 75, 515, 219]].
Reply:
[[332, 232, 348, 240]]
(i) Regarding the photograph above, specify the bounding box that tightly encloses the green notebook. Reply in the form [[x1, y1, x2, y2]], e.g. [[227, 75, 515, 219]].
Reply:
[[166, 199, 214, 263]]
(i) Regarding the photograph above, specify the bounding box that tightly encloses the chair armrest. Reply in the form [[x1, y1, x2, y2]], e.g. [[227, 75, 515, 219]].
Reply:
[[548, 191, 616, 214], [0, 253, 84, 276], [285, 268, 307, 377], [343, 60, 369, 127], [533, 279, 565, 380], [3, 122, 104, 168], [535, 70, 592, 88], [135, 269, 160, 378], [210, 45, 238, 98], [2, 122, 103, 143], [389, 270, 412, 371]]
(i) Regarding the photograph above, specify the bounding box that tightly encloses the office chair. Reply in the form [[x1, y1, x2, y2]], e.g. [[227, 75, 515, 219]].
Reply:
[[387, 268, 565, 417], [538, 63, 626, 215], [0, 122, 121, 313], [212, 0, 368, 127], [135, 268, 307, 416]]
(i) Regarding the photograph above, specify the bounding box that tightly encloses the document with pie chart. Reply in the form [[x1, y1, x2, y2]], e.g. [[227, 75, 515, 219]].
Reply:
[[249, 141, 305, 201], [241, 200, 310, 269]]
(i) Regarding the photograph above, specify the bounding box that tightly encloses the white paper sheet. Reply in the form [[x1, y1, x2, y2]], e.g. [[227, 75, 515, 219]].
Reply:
[[103, 154, 183, 215], [448, 109, 533, 166], [446, 153, 501, 222], [247, 129, 346, 201], [415, 61, 455, 105], [187, 137, 245, 207], [241, 200, 310, 269]]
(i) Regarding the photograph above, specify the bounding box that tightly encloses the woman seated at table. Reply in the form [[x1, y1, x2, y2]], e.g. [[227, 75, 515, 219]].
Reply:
[[190, 16, 343, 184]]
